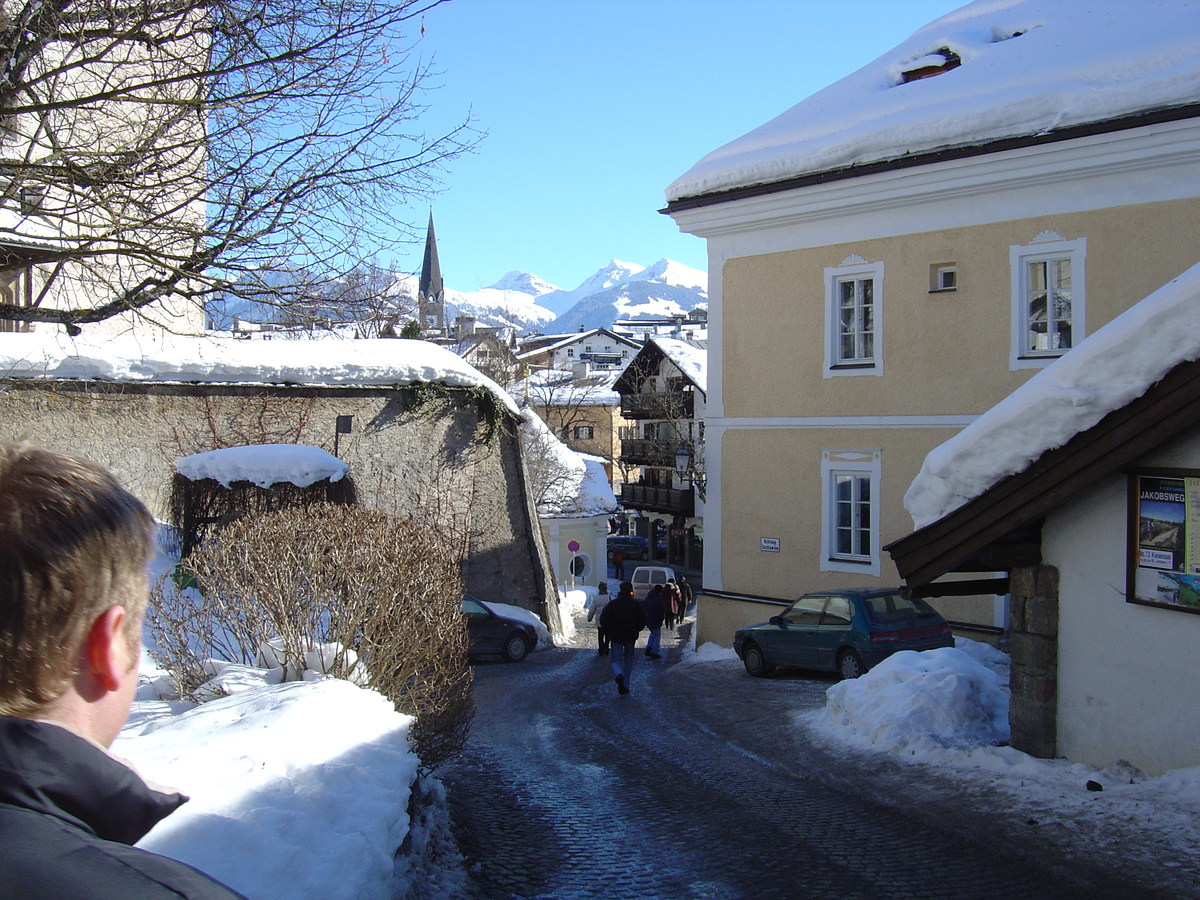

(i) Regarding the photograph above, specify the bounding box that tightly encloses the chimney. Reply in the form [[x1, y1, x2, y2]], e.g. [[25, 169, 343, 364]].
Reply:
[[455, 315, 476, 338]]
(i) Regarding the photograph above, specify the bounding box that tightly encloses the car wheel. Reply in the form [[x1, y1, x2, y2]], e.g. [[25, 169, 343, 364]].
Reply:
[[837, 649, 866, 680], [742, 642, 772, 678], [501, 632, 530, 663]]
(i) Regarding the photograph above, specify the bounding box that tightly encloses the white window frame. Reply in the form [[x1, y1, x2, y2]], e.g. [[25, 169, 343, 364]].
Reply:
[[1010, 237, 1085, 370], [824, 260, 884, 377], [820, 450, 881, 576]]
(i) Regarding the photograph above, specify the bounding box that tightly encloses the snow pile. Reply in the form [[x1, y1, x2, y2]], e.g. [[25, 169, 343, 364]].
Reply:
[[906, 260, 1200, 528], [667, 0, 1200, 200], [117, 677, 425, 900], [0, 332, 518, 413], [819, 647, 1010, 754], [175, 444, 348, 489], [954, 635, 1011, 681], [678, 641, 739, 666]]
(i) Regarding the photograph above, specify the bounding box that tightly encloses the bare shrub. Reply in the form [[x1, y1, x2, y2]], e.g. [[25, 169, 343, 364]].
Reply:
[[149, 503, 473, 770]]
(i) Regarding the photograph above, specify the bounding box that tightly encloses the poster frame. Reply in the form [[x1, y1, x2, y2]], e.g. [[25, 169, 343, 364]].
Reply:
[[1127, 466, 1200, 616]]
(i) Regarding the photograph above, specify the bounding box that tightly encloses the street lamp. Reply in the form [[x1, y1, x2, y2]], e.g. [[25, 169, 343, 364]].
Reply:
[[674, 442, 691, 480]]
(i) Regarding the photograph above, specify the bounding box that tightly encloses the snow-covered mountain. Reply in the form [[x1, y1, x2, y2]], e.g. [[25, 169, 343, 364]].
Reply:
[[448, 258, 707, 334], [548, 259, 707, 333], [207, 259, 707, 335], [441, 272, 559, 333]]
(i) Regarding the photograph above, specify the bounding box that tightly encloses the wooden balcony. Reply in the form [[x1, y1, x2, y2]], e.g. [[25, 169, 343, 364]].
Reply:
[[620, 438, 678, 467], [619, 483, 695, 517], [620, 390, 694, 420]]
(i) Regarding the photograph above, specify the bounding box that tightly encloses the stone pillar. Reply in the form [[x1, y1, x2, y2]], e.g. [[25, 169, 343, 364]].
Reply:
[[1007, 564, 1059, 758]]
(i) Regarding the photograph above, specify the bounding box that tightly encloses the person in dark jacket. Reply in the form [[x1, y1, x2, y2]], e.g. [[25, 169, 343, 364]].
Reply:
[[598, 581, 647, 695], [0, 442, 246, 900], [643, 584, 666, 659]]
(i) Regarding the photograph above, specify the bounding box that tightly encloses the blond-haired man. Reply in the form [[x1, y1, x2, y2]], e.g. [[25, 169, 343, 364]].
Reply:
[[0, 443, 245, 899]]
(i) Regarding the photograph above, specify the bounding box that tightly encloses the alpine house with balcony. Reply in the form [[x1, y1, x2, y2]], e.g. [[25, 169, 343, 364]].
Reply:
[[613, 336, 706, 570]]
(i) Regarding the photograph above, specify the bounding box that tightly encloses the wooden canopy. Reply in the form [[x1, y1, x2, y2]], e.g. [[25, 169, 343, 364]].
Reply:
[[886, 356, 1200, 588]]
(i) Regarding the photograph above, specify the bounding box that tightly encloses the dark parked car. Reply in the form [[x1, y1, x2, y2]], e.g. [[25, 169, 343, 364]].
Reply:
[[607, 535, 649, 561], [462, 595, 537, 663], [733, 588, 954, 680]]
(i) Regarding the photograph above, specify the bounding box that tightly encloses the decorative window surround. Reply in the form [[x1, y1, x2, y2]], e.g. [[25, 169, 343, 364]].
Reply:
[[1010, 235, 1086, 370], [824, 258, 884, 377], [930, 263, 958, 293], [821, 449, 881, 575]]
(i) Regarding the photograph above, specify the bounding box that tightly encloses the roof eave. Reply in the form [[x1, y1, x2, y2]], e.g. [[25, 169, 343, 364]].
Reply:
[[886, 356, 1200, 587], [663, 102, 1200, 216]]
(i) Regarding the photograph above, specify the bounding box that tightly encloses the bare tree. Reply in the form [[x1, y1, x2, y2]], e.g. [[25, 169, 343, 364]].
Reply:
[[219, 261, 419, 336], [517, 405, 585, 513], [0, 0, 477, 332], [524, 369, 613, 454]]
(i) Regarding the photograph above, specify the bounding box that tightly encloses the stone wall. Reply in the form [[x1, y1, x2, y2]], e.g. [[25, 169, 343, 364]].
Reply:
[[1008, 563, 1059, 758], [0, 379, 559, 632]]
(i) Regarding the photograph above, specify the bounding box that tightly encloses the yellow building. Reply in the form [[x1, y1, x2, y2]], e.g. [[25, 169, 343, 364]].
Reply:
[[663, 1, 1200, 646]]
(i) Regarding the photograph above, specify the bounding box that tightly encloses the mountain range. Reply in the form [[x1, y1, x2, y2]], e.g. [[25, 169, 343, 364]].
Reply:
[[209, 259, 707, 334], [436, 257, 708, 334]]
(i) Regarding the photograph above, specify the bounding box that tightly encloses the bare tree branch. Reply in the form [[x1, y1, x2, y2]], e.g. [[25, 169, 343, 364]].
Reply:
[[0, 0, 478, 330]]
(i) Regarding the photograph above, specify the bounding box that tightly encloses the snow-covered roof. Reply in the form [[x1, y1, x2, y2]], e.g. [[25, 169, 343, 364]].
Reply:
[[667, 0, 1200, 201], [517, 367, 620, 407], [0, 204, 64, 251], [519, 409, 617, 519], [516, 328, 639, 360], [176, 444, 348, 489], [652, 337, 707, 394], [906, 259, 1200, 530], [0, 333, 519, 414]]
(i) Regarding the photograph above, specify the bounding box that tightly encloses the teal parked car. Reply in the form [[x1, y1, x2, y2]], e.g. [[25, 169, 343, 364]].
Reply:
[[733, 588, 954, 680]]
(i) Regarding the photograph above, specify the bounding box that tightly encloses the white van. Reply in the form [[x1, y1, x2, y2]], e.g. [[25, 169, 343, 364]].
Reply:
[[630, 565, 676, 600]]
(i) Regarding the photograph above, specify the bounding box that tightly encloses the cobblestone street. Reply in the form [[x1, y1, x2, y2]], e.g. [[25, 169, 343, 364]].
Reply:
[[440, 616, 1190, 900]]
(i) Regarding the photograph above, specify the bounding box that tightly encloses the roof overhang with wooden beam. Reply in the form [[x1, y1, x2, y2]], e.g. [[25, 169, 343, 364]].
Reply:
[[886, 356, 1200, 588]]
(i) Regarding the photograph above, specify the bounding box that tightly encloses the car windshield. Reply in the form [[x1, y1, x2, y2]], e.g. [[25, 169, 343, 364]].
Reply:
[[462, 597, 490, 616], [863, 592, 936, 623]]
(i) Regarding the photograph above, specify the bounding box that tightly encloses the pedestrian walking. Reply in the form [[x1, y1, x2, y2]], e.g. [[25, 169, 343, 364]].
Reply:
[[663, 578, 683, 630], [612, 547, 625, 578], [598, 581, 647, 695], [643, 584, 665, 659], [678, 575, 694, 617], [585, 581, 613, 655]]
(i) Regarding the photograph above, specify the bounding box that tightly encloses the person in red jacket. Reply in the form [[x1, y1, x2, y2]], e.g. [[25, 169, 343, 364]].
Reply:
[[0, 442, 246, 900]]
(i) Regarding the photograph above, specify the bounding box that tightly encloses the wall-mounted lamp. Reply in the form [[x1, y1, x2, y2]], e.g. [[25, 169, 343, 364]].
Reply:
[[674, 442, 691, 480]]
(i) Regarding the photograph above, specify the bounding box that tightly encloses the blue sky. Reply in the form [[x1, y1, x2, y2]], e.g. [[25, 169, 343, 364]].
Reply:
[[398, 0, 962, 292]]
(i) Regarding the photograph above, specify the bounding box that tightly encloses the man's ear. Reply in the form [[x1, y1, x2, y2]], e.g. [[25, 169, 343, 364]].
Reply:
[[84, 605, 128, 693]]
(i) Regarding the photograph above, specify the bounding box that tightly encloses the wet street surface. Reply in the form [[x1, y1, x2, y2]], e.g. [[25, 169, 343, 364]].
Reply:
[[440, 618, 1187, 900]]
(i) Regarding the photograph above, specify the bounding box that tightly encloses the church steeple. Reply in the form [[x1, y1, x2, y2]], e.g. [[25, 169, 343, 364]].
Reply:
[[418, 212, 445, 334]]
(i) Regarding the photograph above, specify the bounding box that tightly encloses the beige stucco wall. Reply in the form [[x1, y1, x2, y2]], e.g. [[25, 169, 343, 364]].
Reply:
[[694, 592, 789, 649], [713, 196, 1200, 626], [721, 198, 1200, 419], [0, 380, 558, 626], [717, 424, 994, 623], [1043, 429, 1200, 775]]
